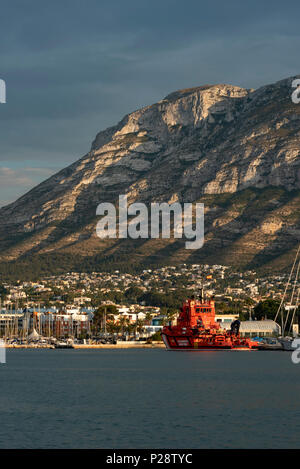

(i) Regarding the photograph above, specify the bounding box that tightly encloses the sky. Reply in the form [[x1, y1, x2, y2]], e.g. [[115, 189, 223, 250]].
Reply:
[[0, 0, 299, 206]]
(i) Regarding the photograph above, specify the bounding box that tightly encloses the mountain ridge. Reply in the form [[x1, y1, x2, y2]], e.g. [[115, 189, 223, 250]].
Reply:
[[0, 75, 299, 278]]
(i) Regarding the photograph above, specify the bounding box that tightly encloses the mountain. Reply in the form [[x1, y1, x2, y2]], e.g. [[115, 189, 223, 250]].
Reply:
[[0, 76, 300, 279]]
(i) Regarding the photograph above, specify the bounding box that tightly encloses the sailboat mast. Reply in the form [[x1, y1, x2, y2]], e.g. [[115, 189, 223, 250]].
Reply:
[[275, 245, 300, 336]]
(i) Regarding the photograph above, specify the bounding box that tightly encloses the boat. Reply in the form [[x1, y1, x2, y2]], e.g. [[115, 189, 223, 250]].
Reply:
[[162, 295, 258, 351], [257, 337, 283, 351], [54, 340, 74, 349], [278, 336, 297, 351]]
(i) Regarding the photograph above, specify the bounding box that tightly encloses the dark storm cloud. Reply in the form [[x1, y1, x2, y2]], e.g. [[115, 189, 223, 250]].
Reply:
[[0, 0, 299, 204]]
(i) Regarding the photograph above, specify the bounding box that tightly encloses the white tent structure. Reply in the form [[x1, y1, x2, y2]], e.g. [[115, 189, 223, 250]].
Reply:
[[239, 320, 281, 338], [27, 328, 40, 342]]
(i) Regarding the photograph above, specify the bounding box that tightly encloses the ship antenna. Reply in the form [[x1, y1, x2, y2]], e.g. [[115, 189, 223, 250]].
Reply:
[[192, 273, 203, 302], [199, 275, 204, 303]]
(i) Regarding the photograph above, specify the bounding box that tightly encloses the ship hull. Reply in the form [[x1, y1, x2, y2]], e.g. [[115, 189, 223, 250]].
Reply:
[[162, 333, 257, 351]]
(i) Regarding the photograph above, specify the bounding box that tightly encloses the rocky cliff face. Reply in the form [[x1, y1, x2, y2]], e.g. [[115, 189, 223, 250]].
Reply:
[[0, 76, 299, 276]]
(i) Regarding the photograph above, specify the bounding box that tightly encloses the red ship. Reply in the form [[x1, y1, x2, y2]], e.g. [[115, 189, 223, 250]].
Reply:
[[162, 295, 258, 351]]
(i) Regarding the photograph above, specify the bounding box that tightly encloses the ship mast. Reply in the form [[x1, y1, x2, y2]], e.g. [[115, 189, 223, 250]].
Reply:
[[274, 245, 300, 336], [191, 272, 204, 302]]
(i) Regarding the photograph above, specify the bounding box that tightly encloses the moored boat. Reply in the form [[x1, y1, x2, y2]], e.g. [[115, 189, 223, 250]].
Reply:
[[256, 337, 283, 351], [162, 296, 258, 351], [54, 340, 74, 349], [278, 337, 296, 351]]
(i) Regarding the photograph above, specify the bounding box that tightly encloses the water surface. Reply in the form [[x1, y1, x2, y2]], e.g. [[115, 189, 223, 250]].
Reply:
[[0, 349, 299, 448]]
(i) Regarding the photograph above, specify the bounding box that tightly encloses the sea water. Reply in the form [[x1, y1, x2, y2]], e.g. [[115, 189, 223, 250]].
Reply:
[[0, 349, 299, 448]]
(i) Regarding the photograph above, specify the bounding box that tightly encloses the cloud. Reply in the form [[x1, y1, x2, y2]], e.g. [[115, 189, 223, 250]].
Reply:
[[0, 166, 57, 206], [0, 0, 300, 205]]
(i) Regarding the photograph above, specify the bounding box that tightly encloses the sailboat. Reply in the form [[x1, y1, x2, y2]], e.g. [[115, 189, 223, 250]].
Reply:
[[274, 245, 300, 351], [27, 328, 40, 343]]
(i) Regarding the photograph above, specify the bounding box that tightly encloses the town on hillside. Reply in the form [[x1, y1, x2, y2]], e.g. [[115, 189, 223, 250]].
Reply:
[[0, 264, 297, 346]]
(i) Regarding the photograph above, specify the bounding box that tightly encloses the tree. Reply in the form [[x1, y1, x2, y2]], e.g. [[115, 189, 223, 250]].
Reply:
[[119, 316, 130, 336], [254, 299, 280, 320], [93, 304, 117, 334], [134, 319, 145, 338], [144, 312, 153, 324], [107, 322, 121, 335], [125, 286, 143, 303], [0, 284, 8, 301], [151, 331, 163, 342]]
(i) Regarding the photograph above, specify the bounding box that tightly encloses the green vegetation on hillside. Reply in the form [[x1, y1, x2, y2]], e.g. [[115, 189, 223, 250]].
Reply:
[[0, 187, 298, 281]]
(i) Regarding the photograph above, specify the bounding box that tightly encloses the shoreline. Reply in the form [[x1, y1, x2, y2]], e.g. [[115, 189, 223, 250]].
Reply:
[[4, 342, 165, 349]]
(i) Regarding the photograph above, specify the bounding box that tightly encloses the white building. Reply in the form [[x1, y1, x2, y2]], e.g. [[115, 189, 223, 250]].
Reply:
[[239, 320, 281, 338]]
